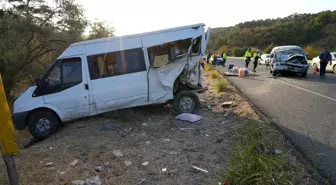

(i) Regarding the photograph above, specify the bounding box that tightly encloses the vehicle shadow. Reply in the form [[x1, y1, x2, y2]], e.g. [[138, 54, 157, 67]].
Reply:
[[278, 125, 336, 184]]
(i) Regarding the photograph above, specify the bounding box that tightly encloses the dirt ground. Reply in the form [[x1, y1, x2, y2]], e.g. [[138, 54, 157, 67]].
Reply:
[[0, 70, 320, 185]]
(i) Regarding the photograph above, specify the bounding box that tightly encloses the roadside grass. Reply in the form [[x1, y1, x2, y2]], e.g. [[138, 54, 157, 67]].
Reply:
[[214, 79, 228, 92], [204, 63, 213, 72], [209, 70, 219, 79], [224, 120, 296, 185]]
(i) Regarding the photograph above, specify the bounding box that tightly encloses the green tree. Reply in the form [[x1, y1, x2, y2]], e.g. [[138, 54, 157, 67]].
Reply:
[[304, 45, 320, 60], [264, 43, 275, 53], [87, 21, 115, 40]]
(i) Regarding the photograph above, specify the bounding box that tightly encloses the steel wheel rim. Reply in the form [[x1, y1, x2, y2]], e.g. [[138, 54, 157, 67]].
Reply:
[[36, 118, 52, 132], [179, 96, 195, 112]]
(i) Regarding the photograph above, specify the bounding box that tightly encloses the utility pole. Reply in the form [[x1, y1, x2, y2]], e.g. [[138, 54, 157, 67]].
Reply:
[[0, 74, 20, 185]]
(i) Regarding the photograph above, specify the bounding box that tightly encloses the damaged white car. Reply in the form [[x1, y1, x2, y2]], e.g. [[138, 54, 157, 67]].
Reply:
[[12, 23, 211, 140], [269, 45, 309, 77]]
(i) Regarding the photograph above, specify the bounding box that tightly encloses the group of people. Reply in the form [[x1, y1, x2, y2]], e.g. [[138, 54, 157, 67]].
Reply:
[[244, 48, 262, 72]]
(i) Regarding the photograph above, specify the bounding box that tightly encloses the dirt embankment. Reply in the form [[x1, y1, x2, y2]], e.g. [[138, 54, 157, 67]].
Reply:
[[0, 68, 320, 185]]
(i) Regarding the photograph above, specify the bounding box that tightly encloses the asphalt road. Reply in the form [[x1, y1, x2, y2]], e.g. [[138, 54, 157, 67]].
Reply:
[[216, 58, 336, 184]]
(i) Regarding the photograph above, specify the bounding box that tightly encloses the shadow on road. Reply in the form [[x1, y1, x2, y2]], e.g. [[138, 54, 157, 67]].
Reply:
[[279, 125, 336, 184]]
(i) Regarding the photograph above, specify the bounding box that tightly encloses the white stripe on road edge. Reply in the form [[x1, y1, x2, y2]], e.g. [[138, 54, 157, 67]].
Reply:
[[278, 80, 336, 103]]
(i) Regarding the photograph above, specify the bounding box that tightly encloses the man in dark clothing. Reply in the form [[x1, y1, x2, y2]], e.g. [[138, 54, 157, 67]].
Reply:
[[319, 47, 332, 76], [206, 53, 212, 64]]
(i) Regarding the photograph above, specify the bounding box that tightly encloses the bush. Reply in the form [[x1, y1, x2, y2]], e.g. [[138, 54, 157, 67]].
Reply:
[[304, 45, 320, 60], [214, 79, 228, 92], [225, 121, 294, 185], [204, 63, 213, 72], [263, 43, 275, 54], [209, 70, 219, 79]]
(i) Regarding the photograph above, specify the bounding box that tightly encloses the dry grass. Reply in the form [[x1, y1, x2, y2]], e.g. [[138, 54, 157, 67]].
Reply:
[[204, 63, 213, 72], [209, 70, 219, 79], [214, 79, 228, 92]]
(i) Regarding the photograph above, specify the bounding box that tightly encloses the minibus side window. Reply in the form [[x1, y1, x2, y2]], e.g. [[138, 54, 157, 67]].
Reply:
[[43, 57, 82, 94], [87, 48, 146, 80]]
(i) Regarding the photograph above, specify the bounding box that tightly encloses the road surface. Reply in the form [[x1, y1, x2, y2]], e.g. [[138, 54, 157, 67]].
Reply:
[[216, 58, 336, 184]]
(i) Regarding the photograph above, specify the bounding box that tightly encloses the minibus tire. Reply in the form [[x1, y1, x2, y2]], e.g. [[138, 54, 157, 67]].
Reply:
[[173, 91, 200, 114], [28, 110, 59, 141]]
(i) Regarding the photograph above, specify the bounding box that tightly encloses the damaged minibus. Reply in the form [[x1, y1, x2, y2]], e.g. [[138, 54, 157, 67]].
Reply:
[[12, 23, 210, 140]]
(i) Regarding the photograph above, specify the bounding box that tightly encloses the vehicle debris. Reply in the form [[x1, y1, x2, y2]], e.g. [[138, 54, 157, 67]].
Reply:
[[145, 141, 151, 145], [190, 165, 209, 173], [102, 123, 120, 131], [112, 150, 123, 157], [142, 123, 148, 126], [72, 180, 85, 185], [141, 161, 149, 166], [163, 138, 171, 142], [45, 162, 53, 167], [95, 165, 105, 172], [162, 168, 167, 172], [175, 113, 202, 123], [70, 159, 79, 166], [85, 175, 102, 185], [125, 160, 132, 166], [137, 179, 146, 184], [221, 101, 234, 108]]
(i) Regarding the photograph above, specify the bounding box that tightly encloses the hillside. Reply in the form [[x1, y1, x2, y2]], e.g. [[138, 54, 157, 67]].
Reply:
[[207, 11, 336, 56]]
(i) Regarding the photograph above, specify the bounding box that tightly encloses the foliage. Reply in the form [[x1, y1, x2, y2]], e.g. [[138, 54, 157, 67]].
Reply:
[[263, 43, 275, 54], [207, 11, 336, 54], [0, 0, 115, 99], [304, 45, 320, 60], [214, 79, 228, 92], [209, 70, 219, 79], [87, 21, 115, 40], [225, 120, 294, 185]]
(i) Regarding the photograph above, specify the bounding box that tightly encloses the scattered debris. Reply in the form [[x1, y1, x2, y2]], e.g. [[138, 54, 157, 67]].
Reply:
[[104, 162, 110, 166], [221, 101, 234, 108], [85, 175, 102, 185], [125, 127, 132, 132], [137, 179, 146, 184], [70, 159, 79, 166], [163, 138, 171, 142], [270, 148, 281, 155], [162, 168, 167, 172], [142, 123, 148, 126], [141, 161, 149, 166], [95, 165, 105, 172], [125, 160, 132, 166], [179, 127, 196, 131], [112, 150, 123, 157], [72, 180, 85, 185], [200, 99, 206, 103], [190, 165, 208, 173], [168, 151, 178, 155], [49, 147, 53, 150], [59, 171, 66, 175], [145, 141, 151, 145], [175, 113, 202, 123], [205, 134, 209, 137], [77, 124, 85, 128], [221, 121, 226, 124], [45, 162, 53, 167], [102, 123, 120, 131]]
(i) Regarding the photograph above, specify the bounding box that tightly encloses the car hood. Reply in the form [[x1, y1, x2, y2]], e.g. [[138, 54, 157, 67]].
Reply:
[[279, 54, 307, 64]]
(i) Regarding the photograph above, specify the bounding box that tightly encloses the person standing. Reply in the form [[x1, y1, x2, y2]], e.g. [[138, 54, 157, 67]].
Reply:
[[206, 52, 212, 64], [252, 50, 262, 72], [222, 52, 227, 67], [319, 47, 332, 77], [245, 48, 252, 68]]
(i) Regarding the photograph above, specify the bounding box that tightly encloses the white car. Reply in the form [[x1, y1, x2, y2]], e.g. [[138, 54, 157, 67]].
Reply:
[[310, 52, 336, 74], [259, 54, 271, 65]]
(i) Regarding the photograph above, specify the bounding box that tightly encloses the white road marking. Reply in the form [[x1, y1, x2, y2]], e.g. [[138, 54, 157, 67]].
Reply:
[[278, 79, 336, 102]]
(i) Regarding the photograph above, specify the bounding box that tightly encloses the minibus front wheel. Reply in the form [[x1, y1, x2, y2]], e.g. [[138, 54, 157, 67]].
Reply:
[[173, 91, 200, 114], [28, 110, 60, 141]]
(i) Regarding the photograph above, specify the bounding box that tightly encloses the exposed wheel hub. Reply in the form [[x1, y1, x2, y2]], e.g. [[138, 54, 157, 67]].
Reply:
[[179, 96, 195, 112]]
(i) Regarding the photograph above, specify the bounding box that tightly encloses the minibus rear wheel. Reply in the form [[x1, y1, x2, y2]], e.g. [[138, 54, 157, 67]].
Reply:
[[173, 91, 200, 114], [28, 110, 60, 141]]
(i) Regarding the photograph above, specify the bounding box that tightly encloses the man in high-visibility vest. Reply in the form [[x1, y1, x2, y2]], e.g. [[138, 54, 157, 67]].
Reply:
[[244, 48, 252, 68], [222, 52, 228, 67], [252, 50, 262, 72]]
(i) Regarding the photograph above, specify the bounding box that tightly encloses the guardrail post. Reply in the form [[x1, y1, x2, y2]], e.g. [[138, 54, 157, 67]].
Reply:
[[0, 74, 20, 185]]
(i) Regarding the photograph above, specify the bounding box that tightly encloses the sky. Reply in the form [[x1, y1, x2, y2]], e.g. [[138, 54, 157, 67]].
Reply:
[[79, 0, 335, 36]]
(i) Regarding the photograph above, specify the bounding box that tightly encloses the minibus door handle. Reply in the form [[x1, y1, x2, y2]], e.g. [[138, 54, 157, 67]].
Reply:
[[84, 84, 89, 90]]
